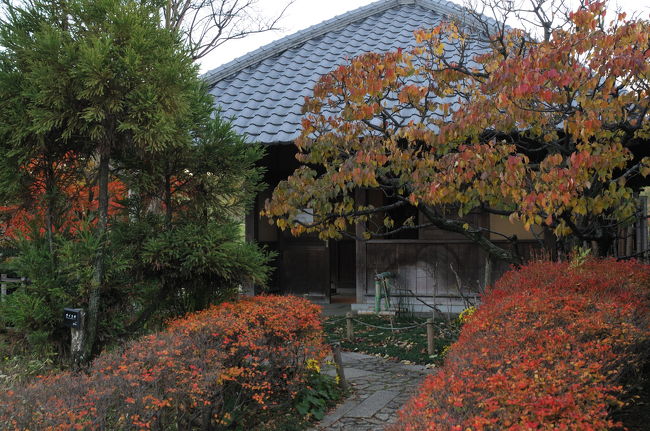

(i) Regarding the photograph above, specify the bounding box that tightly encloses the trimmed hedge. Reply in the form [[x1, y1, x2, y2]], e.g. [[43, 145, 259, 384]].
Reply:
[[392, 259, 650, 430], [0, 295, 327, 430]]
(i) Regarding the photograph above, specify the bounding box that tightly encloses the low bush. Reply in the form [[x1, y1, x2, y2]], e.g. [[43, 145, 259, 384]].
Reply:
[[0, 295, 328, 430], [392, 259, 650, 430]]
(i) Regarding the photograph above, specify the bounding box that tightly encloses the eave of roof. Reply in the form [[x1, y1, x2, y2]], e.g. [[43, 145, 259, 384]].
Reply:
[[204, 0, 495, 144]]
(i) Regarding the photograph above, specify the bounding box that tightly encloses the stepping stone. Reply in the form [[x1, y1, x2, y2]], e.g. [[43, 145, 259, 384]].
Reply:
[[340, 351, 374, 362], [341, 367, 376, 379], [346, 390, 399, 418], [316, 398, 361, 428], [323, 366, 374, 379]]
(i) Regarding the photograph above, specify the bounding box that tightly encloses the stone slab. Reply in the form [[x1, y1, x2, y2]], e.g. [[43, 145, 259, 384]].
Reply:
[[316, 397, 361, 428], [346, 390, 399, 418], [341, 367, 376, 379], [323, 366, 375, 379], [340, 351, 376, 363]]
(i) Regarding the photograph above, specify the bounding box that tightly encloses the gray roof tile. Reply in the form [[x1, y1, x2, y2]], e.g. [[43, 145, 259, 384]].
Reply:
[[205, 0, 471, 144]]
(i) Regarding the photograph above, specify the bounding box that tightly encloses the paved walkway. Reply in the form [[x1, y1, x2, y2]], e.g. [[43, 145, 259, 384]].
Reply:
[[310, 351, 431, 431]]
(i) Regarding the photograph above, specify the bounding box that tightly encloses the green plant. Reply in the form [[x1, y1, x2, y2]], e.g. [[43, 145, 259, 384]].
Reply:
[[294, 361, 342, 421], [569, 246, 592, 268], [0, 0, 268, 361], [0, 352, 59, 391]]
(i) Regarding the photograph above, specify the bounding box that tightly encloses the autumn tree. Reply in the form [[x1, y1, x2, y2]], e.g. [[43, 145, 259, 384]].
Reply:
[[263, 1, 650, 264]]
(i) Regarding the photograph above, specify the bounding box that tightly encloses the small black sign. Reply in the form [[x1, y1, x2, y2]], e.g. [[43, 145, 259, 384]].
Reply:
[[63, 308, 83, 329]]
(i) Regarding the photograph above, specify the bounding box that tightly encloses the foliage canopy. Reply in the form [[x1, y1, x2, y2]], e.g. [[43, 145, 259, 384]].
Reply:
[[264, 1, 650, 262]]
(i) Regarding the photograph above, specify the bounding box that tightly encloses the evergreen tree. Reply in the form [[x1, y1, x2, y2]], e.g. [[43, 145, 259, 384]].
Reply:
[[0, 0, 269, 360]]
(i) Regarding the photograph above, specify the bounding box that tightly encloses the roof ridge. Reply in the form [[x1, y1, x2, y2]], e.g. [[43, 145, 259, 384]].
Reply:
[[202, 0, 464, 86]]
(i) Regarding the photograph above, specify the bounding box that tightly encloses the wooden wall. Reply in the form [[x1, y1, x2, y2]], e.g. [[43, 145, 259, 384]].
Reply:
[[360, 239, 538, 312]]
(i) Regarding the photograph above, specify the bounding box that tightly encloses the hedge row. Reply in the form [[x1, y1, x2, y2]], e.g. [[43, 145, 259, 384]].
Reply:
[[0, 295, 327, 430], [392, 259, 650, 430]]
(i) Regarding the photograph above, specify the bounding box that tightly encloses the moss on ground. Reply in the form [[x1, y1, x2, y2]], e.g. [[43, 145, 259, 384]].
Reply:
[[323, 314, 460, 366]]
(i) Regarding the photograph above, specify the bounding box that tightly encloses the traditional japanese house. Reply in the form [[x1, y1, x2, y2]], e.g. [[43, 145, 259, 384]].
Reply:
[[204, 0, 648, 312]]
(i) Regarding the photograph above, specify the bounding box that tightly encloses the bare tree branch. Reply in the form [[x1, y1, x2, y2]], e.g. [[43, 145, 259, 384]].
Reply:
[[161, 0, 294, 60]]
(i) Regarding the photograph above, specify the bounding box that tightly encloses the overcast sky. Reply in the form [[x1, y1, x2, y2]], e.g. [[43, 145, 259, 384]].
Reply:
[[198, 0, 650, 74]]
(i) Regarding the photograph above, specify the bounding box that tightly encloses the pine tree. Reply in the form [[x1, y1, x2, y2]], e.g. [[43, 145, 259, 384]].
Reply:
[[0, 0, 215, 360]]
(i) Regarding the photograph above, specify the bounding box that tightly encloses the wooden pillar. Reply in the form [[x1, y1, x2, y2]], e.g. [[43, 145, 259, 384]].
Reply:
[[626, 225, 634, 257], [355, 188, 367, 304], [426, 318, 435, 356], [636, 196, 648, 258], [639, 196, 650, 262], [242, 197, 258, 296], [330, 239, 339, 295], [245, 196, 258, 243]]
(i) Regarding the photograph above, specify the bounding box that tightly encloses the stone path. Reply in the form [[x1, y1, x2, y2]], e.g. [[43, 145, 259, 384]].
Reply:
[[310, 351, 431, 431]]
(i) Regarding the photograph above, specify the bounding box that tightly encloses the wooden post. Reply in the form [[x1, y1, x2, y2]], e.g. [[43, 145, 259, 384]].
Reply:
[[1, 274, 6, 303], [483, 255, 492, 291], [331, 343, 347, 391], [70, 310, 86, 365], [426, 318, 435, 356], [374, 277, 381, 313], [346, 312, 354, 340]]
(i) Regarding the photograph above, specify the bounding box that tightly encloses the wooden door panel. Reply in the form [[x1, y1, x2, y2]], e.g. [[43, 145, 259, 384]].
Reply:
[[280, 245, 330, 298]]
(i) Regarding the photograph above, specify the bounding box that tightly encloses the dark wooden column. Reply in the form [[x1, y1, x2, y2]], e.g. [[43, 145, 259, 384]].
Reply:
[[355, 188, 367, 304], [242, 198, 258, 295]]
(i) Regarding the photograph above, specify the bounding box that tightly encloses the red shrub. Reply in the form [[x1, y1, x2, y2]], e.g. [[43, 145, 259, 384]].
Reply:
[[392, 259, 650, 431], [0, 295, 327, 430]]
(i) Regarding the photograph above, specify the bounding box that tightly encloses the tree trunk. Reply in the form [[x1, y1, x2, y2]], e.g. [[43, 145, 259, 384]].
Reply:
[[596, 231, 614, 257], [44, 161, 55, 260], [125, 280, 169, 334], [543, 227, 558, 261], [81, 149, 109, 362], [419, 204, 520, 265], [164, 173, 173, 228], [483, 255, 492, 291]]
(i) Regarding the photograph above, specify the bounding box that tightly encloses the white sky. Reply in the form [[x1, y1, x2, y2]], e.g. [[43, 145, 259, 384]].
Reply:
[[198, 0, 650, 74]]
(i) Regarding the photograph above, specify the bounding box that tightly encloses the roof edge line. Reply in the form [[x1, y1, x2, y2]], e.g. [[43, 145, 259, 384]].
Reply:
[[202, 0, 464, 86]]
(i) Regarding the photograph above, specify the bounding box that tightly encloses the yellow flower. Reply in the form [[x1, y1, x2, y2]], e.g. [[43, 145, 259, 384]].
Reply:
[[458, 306, 476, 324], [306, 358, 321, 373]]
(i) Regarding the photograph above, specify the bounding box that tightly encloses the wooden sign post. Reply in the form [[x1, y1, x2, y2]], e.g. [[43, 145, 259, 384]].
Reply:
[[1, 274, 6, 303], [63, 308, 85, 361]]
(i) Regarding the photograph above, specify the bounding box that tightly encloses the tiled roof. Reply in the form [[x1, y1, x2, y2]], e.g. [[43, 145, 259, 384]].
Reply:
[[205, 0, 467, 144]]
